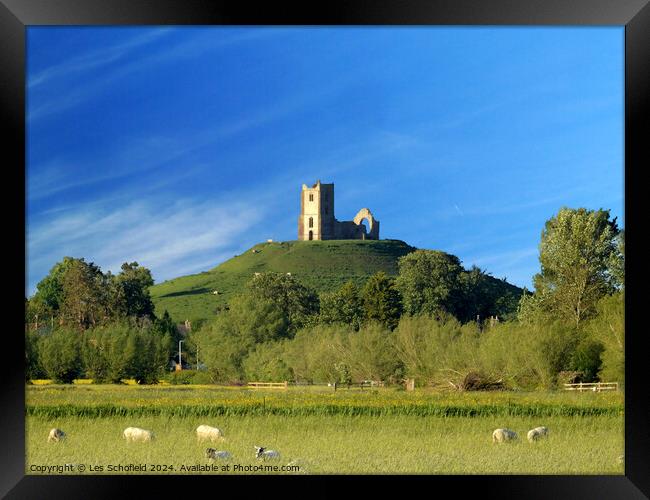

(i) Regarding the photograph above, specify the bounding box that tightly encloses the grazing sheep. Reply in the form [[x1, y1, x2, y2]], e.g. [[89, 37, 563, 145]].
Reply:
[[196, 424, 224, 443], [205, 448, 231, 460], [527, 426, 549, 442], [123, 427, 155, 443], [255, 446, 280, 460], [492, 428, 518, 443], [47, 428, 66, 443]]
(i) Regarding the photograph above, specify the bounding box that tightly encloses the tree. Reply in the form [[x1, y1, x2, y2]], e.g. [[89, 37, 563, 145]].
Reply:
[[197, 294, 288, 383], [348, 322, 403, 383], [25, 329, 44, 380], [152, 309, 181, 345], [39, 328, 83, 383], [60, 258, 108, 329], [318, 281, 363, 330], [246, 273, 319, 334], [588, 291, 624, 384], [533, 207, 622, 327], [396, 250, 462, 318], [109, 262, 155, 319], [609, 229, 625, 289], [362, 272, 403, 330], [31, 257, 78, 323]]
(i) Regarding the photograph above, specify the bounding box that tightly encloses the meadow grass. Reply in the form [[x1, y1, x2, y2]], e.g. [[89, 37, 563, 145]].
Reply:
[[26, 385, 624, 418], [26, 385, 623, 475], [27, 414, 623, 475]]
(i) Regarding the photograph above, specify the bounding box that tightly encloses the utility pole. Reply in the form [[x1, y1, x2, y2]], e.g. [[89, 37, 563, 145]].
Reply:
[[178, 340, 184, 371]]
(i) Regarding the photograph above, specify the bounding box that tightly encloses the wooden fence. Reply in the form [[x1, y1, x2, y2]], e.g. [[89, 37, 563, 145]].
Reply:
[[332, 381, 384, 391], [563, 382, 619, 392], [248, 381, 289, 389]]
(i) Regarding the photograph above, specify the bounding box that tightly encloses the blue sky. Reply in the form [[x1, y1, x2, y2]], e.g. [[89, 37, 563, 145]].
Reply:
[[26, 27, 624, 297]]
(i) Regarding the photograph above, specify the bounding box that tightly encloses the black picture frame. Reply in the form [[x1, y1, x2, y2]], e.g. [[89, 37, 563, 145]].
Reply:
[[3, 0, 648, 497]]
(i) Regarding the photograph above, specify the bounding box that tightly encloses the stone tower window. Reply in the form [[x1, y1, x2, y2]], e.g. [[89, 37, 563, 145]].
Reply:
[[309, 193, 314, 202], [309, 217, 313, 228]]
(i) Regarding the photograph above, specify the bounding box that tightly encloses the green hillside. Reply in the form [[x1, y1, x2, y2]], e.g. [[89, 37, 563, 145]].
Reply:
[[150, 239, 524, 325], [150, 239, 417, 323]]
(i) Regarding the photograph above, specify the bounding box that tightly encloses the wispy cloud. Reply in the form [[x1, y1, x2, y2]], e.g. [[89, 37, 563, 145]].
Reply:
[[26, 195, 266, 296], [28, 28, 292, 122], [28, 28, 174, 89]]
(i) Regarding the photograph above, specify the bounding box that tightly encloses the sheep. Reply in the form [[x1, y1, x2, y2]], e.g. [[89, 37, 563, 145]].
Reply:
[[196, 425, 225, 443], [205, 448, 232, 460], [255, 446, 280, 460], [123, 427, 155, 443], [527, 426, 549, 442], [47, 428, 66, 443], [492, 428, 518, 443]]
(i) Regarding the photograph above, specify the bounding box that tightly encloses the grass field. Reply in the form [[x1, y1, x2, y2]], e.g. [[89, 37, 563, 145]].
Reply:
[[148, 239, 524, 324], [149, 239, 417, 323], [26, 385, 624, 475]]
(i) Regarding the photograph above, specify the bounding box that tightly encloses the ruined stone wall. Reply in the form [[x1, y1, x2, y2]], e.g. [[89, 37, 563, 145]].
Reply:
[[298, 181, 379, 241]]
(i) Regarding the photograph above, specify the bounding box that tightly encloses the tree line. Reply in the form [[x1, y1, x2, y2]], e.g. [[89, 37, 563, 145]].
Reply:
[[193, 207, 624, 388], [25, 260, 180, 383], [25, 206, 624, 389]]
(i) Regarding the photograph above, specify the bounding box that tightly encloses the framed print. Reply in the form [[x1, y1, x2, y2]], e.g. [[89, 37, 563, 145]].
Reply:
[[3, 0, 649, 497]]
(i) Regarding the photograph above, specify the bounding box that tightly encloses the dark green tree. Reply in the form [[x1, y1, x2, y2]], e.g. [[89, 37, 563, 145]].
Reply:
[[395, 250, 462, 318], [246, 272, 319, 334], [362, 272, 403, 330], [25, 329, 44, 380], [109, 262, 155, 319], [319, 281, 364, 330], [31, 257, 78, 324], [60, 258, 108, 329]]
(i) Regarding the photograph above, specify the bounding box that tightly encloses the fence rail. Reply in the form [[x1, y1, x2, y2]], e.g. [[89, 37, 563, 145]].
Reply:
[[563, 382, 619, 392], [248, 381, 288, 389]]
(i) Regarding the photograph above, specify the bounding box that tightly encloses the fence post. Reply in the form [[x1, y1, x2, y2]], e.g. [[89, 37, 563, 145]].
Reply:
[[333, 382, 337, 392], [284, 381, 288, 389]]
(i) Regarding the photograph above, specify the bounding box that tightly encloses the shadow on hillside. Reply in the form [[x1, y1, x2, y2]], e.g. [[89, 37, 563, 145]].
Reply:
[[160, 287, 211, 298]]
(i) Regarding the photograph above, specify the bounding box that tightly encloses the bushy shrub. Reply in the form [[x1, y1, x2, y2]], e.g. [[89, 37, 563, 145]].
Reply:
[[39, 327, 82, 383]]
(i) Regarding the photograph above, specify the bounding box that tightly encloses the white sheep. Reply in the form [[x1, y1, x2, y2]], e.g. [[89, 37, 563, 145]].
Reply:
[[205, 448, 231, 460], [527, 426, 549, 442], [196, 424, 225, 443], [255, 446, 280, 460], [47, 428, 66, 443], [123, 427, 155, 443], [492, 428, 518, 443]]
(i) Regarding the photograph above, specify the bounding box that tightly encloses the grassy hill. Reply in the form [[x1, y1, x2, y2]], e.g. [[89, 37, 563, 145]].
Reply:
[[150, 239, 417, 323], [150, 239, 524, 325]]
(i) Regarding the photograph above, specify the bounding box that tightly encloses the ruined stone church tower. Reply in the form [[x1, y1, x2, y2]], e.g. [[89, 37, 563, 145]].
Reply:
[[298, 180, 380, 241]]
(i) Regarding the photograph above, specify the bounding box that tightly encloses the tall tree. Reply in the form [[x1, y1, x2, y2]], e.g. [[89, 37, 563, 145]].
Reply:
[[109, 262, 155, 319], [319, 281, 364, 330], [60, 258, 107, 329], [396, 250, 462, 317], [533, 207, 622, 327], [362, 271, 403, 330], [31, 256, 78, 323], [39, 328, 83, 383], [246, 272, 319, 334]]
